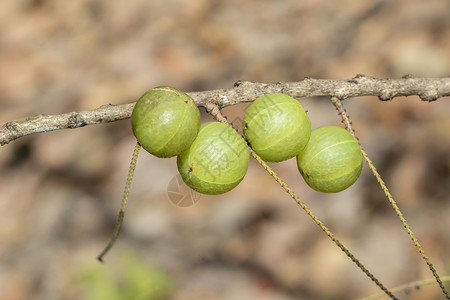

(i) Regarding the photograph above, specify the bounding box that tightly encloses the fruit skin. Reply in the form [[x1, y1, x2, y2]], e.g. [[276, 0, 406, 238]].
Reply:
[[243, 93, 311, 162], [177, 122, 250, 195], [131, 86, 201, 158], [296, 126, 363, 193]]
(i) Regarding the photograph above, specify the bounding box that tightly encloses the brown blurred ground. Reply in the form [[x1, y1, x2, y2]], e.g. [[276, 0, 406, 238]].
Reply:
[[0, 0, 449, 299]]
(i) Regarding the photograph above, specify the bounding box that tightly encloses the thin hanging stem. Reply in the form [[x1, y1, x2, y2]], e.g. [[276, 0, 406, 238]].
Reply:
[[358, 276, 450, 300], [206, 102, 398, 300], [250, 149, 397, 300], [97, 142, 141, 262], [330, 96, 449, 299]]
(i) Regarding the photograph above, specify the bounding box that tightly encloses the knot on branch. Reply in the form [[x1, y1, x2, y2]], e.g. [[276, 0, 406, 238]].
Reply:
[[419, 89, 440, 102], [68, 113, 88, 128]]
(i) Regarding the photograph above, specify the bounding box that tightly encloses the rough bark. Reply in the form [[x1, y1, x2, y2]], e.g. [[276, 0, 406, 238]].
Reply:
[[1, 75, 449, 146]]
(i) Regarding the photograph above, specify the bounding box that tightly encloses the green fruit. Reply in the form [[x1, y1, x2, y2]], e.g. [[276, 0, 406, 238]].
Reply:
[[131, 86, 201, 158], [296, 126, 363, 193], [243, 93, 311, 162], [177, 122, 250, 195]]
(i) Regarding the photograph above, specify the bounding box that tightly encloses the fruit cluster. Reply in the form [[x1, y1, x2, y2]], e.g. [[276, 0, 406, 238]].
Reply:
[[131, 87, 363, 195], [131, 86, 249, 195]]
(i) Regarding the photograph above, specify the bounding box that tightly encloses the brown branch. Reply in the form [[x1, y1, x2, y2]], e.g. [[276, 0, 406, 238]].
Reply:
[[1, 75, 449, 146]]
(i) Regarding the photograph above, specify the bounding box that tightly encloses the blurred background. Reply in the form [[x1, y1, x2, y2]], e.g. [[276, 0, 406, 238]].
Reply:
[[1, 0, 449, 299]]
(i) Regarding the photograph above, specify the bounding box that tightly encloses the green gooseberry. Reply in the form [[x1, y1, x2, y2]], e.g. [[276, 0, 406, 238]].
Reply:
[[131, 86, 201, 158], [243, 93, 311, 162], [296, 126, 363, 193], [177, 122, 250, 195]]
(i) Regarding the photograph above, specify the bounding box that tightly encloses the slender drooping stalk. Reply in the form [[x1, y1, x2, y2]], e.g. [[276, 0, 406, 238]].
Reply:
[[97, 142, 141, 262], [207, 102, 398, 300], [331, 96, 449, 299], [358, 276, 450, 300]]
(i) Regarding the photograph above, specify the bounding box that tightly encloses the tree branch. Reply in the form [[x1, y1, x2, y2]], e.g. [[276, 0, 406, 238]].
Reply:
[[1, 75, 449, 146]]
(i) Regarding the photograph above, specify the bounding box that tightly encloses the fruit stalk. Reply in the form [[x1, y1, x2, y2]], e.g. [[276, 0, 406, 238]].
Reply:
[[207, 101, 398, 300], [330, 96, 449, 299], [97, 142, 141, 262]]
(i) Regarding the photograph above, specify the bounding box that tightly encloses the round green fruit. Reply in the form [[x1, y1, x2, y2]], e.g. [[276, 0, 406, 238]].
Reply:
[[177, 122, 250, 195], [131, 86, 201, 158], [243, 93, 311, 162], [296, 126, 363, 193]]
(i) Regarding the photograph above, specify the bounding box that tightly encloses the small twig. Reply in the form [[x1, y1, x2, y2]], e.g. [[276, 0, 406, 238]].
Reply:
[[330, 96, 450, 299], [206, 101, 398, 300], [2, 76, 450, 146], [1, 103, 135, 146]]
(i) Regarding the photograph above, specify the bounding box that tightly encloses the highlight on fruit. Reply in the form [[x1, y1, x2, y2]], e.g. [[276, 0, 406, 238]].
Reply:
[[177, 122, 250, 195], [296, 126, 363, 193], [131, 86, 201, 158], [243, 93, 311, 162]]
